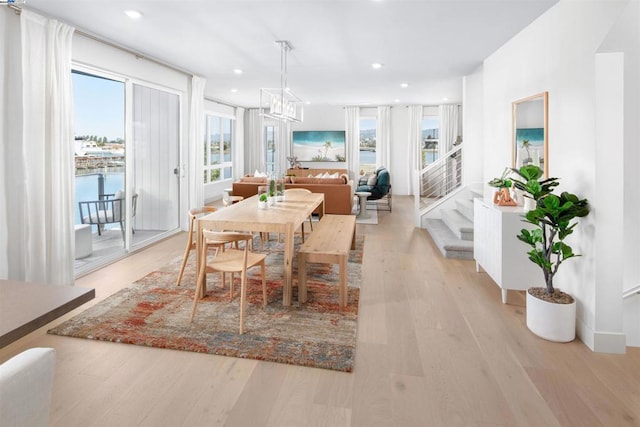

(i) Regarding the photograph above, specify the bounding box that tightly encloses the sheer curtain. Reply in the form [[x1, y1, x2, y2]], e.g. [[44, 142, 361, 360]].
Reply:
[[0, 10, 75, 285], [188, 75, 206, 211], [407, 105, 423, 196], [439, 104, 460, 156], [246, 108, 264, 173], [233, 107, 245, 180], [345, 106, 360, 180], [275, 120, 290, 176], [376, 106, 391, 168], [440, 104, 460, 191], [0, 7, 21, 278]]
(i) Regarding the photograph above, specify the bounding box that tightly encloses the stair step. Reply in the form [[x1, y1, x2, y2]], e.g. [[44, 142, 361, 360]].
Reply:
[[455, 199, 474, 222], [425, 219, 474, 260], [441, 209, 474, 241]]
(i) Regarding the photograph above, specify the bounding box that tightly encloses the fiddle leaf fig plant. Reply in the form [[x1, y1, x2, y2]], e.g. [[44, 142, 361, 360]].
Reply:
[[510, 164, 559, 202], [517, 190, 590, 296]]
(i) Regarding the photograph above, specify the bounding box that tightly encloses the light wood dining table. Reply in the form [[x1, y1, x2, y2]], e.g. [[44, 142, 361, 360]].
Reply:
[[196, 192, 324, 306]]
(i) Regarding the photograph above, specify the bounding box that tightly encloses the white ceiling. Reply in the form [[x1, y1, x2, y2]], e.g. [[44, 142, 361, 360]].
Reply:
[[25, 0, 558, 108]]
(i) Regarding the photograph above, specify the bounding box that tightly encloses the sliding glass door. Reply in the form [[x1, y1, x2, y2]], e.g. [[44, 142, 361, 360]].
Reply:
[[130, 83, 180, 244], [72, 67, 181, 275]]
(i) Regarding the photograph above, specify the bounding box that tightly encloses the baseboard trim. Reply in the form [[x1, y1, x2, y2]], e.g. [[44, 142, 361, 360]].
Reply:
[[577, 318, 626, 353], [593, 331, 626, 354]]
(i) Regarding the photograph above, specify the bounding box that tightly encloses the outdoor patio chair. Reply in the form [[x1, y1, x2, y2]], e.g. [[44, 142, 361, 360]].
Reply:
[[78, 190, 138, 243]]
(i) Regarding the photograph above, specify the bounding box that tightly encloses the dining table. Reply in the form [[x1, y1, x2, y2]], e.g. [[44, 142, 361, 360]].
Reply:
[[196, 191, 324, 306]]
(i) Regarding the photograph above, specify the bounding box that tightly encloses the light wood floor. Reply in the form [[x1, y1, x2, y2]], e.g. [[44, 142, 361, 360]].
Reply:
[[2, 196, 639, 426]]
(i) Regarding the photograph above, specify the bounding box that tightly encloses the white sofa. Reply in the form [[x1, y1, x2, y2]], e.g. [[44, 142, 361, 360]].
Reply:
[[0, 347, 56, 427]]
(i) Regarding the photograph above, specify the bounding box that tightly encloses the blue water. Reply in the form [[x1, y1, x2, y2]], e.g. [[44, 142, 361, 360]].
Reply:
[[359, 150, 375, 164], [75, 173, 124, 225]]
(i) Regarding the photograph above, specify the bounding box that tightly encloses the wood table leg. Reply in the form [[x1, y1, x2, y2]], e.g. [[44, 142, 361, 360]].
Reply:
[[283, 223, 294, 306]]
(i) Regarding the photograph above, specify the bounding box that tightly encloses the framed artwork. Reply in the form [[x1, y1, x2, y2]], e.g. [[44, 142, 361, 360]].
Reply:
[[292, 130, 346, 162]]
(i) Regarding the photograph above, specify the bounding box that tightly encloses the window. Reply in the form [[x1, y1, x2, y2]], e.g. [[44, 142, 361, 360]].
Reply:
[[204, 115, 233, 183], [265, 125, 276, 174], [422, 115, 440, 169], [359, 117, 376, 175]]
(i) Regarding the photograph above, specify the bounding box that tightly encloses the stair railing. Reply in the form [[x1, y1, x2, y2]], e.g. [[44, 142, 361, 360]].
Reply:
[[418, 144, 463, 211]]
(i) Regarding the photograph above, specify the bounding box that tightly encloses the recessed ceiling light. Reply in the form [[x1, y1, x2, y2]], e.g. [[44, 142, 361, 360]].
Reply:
[[233, 69, 243, 75], [394, 99, 400, 103], [443, 97, 449, 101], [230, 89, 238, 93], [305, 101, 311, 105], [124, 10, 143, 19], [400, 83, 409, 88], [371, 63, 383, 69]]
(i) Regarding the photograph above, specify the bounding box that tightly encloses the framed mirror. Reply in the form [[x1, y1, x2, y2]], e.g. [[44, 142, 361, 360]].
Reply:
[[512, 91, 548, 177]]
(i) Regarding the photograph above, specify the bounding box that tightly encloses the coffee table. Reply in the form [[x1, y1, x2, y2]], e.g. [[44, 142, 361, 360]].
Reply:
[[355, 191, 371, 219]]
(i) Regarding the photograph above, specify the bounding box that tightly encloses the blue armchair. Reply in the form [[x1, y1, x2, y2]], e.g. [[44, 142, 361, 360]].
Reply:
[[356, 166, 392, 212]]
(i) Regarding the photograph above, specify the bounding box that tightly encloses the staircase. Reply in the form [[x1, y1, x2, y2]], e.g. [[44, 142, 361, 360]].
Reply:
[[422, 188, 481, 260]]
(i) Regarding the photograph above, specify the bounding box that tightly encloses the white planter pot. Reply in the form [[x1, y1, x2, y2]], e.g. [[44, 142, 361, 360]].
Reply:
[[526, 290, 576, 342], [268, 197, 275, 206], [523, 197, 536, 211], [258, 201, 268, 209]]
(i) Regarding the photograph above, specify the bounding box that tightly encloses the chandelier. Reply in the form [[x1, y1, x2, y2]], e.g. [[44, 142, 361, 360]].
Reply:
[[260, 41, 303, 123]]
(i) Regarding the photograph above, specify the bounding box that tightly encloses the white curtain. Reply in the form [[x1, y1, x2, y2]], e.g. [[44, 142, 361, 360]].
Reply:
[[376, 106, 391, 168], [0, 7, 21, 278], [407, 105, 423, 195], [188, 75, 206, 210], [0, 10, 75, 285], [345, 106, 360, 180], [246, 108, 264, 173], [440, 104, 461, 191], [275, 120, 290, 176], [439, 104, 460, 157], [233, 107, 245, 180]]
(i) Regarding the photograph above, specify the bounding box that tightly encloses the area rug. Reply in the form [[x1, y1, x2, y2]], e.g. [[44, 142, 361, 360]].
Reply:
[[49, 235, 364, 372]]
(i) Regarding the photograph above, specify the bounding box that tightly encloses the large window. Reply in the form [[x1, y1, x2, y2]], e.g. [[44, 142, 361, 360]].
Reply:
[[422, 115, 440, 169], [359, 117, 376, 175], [204, 115, 233, 183]]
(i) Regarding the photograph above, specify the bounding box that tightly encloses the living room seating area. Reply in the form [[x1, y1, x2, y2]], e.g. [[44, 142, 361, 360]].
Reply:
[[232, 169, 355, 215]]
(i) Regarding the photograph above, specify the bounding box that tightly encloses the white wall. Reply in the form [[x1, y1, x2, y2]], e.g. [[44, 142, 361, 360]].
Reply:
[[462, 69, 484, 185], [482, 0, 635, 352]]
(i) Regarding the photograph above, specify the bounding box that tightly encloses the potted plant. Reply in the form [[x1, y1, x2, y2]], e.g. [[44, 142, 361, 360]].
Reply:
[[258, 193, 268, 209], [488, 168, 516, 206], [510, 164, 559, 210], [516, 168, 590, 342], [267, 175, 276, 206], [276, 178, 285, 202]]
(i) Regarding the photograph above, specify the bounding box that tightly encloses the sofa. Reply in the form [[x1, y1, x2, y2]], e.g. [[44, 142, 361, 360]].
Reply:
[[356, 166, 392, 211], [232, 174, 354, 215]]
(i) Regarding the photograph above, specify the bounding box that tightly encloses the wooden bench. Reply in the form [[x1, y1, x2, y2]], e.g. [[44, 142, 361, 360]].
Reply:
[[297, 214, 356, 307]]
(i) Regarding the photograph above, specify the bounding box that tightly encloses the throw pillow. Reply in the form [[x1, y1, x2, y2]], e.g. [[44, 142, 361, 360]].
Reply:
[[254, 170, 267, 178], [367, 175, 377, 186]]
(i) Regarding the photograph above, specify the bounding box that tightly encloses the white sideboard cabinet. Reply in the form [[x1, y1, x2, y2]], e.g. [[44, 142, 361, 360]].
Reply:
[[473, 198, 543, 303]]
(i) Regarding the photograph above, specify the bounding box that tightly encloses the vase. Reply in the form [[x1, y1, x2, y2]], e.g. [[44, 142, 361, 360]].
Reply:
[[526, 289, 576, 342]]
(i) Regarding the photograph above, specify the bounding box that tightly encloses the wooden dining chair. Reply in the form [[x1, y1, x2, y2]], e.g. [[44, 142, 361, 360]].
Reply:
[[176, 206, 217, 286], [190, 231, 267, 334], [284, 188, 314, 242]]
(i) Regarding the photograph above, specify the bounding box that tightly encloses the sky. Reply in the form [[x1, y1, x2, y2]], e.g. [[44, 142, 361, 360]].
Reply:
[[72, 71, 124, 141]]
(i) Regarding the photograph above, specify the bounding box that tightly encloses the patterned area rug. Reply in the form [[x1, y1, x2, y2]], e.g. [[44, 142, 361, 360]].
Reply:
[[49, 235, 363, 372]]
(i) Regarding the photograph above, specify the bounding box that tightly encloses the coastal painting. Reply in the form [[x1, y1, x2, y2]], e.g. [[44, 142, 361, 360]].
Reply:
[[293, 130, 346, 162], [515, 127, 544, 169]]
